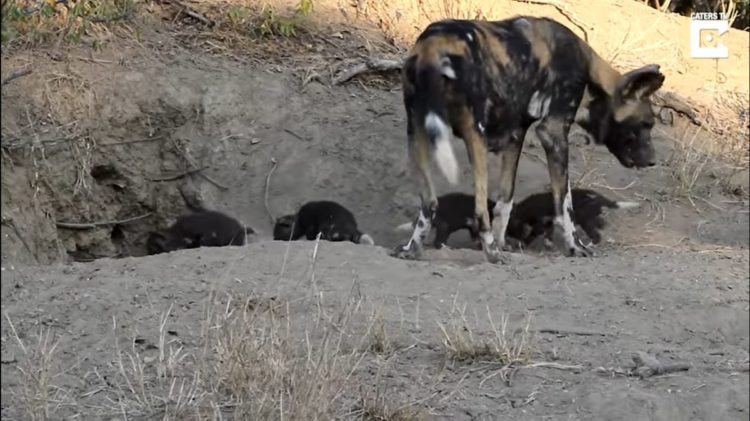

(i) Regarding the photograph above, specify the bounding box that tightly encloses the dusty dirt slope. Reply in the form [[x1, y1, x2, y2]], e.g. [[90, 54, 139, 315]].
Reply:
[[1, 242, 749, 419], [1, 0, 749, 419]]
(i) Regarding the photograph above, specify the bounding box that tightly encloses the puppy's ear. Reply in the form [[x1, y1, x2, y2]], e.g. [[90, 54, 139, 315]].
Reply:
[[146, 231, 168, 255]]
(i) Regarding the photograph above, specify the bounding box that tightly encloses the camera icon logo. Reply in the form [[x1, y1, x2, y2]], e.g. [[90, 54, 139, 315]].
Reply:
[[690, 19, 729, 59]]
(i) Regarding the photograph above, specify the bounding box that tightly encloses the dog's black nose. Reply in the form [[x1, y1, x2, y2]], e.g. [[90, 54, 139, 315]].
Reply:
[[647, 160, 656, 167]]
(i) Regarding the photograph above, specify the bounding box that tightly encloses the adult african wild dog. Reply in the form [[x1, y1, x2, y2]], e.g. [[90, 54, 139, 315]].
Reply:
[[393, 16, 665, 263]]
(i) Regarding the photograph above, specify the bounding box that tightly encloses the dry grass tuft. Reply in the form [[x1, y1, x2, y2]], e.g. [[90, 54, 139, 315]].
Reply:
[[3, 289, 379, 419], [4, 314, 64, 421], [354, 388, 427, 420], [666, 127, 711, 200], [42, 70, 99, 128], [367, 307, 393, 354], [436, 297, 533, 365], [351, 360, 427, 421], [661, 124, 738, 205], [199, 288, 371, 419], [697, 90, 750, 167]]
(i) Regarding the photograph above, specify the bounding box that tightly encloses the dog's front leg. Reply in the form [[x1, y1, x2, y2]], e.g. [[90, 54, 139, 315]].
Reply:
[[535, 117, 593, 257]]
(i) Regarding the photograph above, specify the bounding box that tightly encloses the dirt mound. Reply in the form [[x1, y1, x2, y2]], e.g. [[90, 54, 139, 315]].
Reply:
[[2, 43, 748, 264]]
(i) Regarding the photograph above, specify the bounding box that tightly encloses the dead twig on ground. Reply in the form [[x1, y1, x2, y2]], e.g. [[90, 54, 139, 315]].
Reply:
[[594, 366, 630, 377], [527, 361, 585, 372], [2, 68, 33, 87], [160, 0, 214, 27], [631, 351, 690, 378], [72, 56, 115, 65], [265, 158, 278, 224], [56, 213, 152, 230], [652, 91, 703, 126], [99, 136, 166, 147], [86, 12, 133, 24], [510, 0, 591, 42], [198, 171, 228, 190], [283, 128, 308, 141], [149, 166, 210, 182], [333, 59, 403, 85], [537, 327, 607, 337]]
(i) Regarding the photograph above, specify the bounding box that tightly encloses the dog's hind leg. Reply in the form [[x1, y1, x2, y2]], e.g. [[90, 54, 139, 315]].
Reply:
[[491, 127, 527, 250], [393, 128, 438, 260]]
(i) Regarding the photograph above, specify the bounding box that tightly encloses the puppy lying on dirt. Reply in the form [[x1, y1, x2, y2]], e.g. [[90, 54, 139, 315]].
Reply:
[[507, 188, 639, 247], [396, 189, 638, 250], [272, 200, 374, 245], [146, 210, 254, 255]]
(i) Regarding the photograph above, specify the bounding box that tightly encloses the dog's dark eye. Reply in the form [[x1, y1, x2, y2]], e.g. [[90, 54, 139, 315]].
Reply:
[[642, 121, 654, 129]]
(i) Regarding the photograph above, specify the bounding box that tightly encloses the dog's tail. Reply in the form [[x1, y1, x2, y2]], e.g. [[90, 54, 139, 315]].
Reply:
[[411, 50, 459, 185], [425, 111, 459, 185]]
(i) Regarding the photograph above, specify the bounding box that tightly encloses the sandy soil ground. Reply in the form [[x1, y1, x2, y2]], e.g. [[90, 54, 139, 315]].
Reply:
[[1, 242, 748, 419], [1, 0, 748, 419]]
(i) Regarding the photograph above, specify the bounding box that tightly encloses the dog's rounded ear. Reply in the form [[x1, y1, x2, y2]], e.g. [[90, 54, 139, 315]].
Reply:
[[277, 214, 297, 226], [617, 64, 665, 101]]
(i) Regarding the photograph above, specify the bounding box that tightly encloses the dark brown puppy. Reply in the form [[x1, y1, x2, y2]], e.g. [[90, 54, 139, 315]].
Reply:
[[146, 210, 253, 255], [507, 188, 639, 246], [272, 214, 298, 241], [272, 201, 374, 245], [395, 192, 496, 249]]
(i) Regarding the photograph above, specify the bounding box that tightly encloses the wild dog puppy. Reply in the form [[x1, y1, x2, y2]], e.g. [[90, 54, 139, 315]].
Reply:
[[272, 214, 298, 241], [272, 201, 375, 245], [393, 16, 664, 262], [506, 188, 639, 247], [395, 192, 497, 249], [146, 210, 253, 255]]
